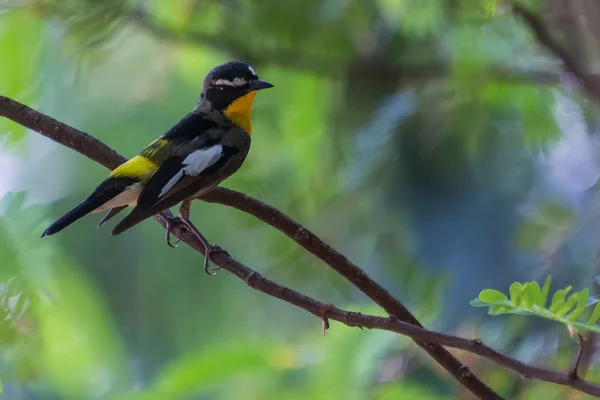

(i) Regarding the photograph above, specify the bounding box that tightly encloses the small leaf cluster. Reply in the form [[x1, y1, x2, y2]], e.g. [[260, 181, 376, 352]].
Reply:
[[471, 277, 600, 334]]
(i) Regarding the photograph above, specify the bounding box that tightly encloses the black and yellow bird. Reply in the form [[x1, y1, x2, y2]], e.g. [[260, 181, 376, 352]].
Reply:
[[42, 61, 273, 272]]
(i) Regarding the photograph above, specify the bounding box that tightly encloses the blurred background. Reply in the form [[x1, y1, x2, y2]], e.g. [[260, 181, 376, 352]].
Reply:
[[1, 0, 600, 398]]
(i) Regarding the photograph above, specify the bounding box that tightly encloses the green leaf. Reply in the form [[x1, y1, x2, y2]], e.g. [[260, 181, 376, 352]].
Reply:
[[474, 279, 600, 334], [541, 276, 551, 306], [588, 301, 600, 326], [549, 287, 572, 313], [522, 282, 543, 307], [488, 304, 515, 315], [478, 289, 508, 303], [569, 308, 585, 321], [470, 299, 489, 307], [555, 292, 580, 316], [577, 289, 589, 311], [568, 289, 589, 321], [572, 321, 600, 334], [509, 282, 524, 306]]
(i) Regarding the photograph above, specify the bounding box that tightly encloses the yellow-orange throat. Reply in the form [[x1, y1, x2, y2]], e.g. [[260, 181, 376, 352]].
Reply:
[[224, 91, 257, 135]]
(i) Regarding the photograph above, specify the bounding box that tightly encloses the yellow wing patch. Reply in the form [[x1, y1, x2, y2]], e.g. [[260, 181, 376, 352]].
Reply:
[[224, 91, 257, 135], [142, 138, 169, 159], [110, 156, 158, 181]]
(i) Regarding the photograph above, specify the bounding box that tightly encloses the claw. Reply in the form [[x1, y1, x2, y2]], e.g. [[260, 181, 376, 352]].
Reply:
[[203, 244, 228, 275], [203, 255, 215, 276], [166, 230, 181, 248], [164, 217, 182, 248], [170, 200, 227, 277]]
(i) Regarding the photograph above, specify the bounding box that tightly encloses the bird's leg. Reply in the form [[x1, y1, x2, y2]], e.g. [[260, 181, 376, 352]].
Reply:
[[162, 212, 182, 248], [177, 200, 228, 275]]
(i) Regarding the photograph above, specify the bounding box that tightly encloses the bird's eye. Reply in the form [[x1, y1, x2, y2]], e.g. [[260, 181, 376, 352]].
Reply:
[[217, 85, 233, 93]]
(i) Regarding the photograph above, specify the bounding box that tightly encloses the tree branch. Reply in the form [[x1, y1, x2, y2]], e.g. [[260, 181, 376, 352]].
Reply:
[[569, 332, 585, 382], [512, 2, 600, 102], [0, 95, 501, 399], [124, 214, 600, 398], [3, 95, 600, 397]]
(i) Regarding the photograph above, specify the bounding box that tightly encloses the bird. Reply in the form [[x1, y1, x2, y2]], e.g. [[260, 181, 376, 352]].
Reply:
[[41, 61, 273, 273]]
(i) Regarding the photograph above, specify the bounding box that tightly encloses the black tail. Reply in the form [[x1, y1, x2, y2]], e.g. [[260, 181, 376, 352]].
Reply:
[[97, 206, 127, 227], [41, 199, 100, 237], [41, 177, 138, 237], [111, 207, 151, 236]]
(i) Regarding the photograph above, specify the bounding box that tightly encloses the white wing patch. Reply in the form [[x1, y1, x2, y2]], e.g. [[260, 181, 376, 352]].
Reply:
[[158, 145, 223, 198], [159, 170, 184, 198]]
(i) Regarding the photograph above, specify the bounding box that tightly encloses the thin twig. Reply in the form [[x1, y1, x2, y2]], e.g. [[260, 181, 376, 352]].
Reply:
[[512, 2, 600, 102], [569, 332, 585, 382], [4, 95, 600, 397]]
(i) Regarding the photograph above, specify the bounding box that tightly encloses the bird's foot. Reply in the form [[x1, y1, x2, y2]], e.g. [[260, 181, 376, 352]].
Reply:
[[203, 244, 229, 275], [164, 216, 183, 248]]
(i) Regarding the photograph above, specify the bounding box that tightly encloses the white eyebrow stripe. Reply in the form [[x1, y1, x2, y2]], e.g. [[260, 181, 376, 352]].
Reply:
[[248, 65, 257, 77], [214, 77, 247, 87]]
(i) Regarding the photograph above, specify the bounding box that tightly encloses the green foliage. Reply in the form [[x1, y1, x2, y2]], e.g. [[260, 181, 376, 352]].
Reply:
[[149, 343, 272, 398], [1, 0, 599, 399], [472, 277, 600, 334], [0, 9, 42, 142], [374, 384, 454, 400], [516, 203, 574, 250], [36, 0, 129, 48], [0, 194, 129, 398], [377, 0, 447, 37]]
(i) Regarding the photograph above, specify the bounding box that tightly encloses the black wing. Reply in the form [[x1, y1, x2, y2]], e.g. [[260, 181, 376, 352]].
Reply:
[[136, 156, 186, 211], [137, 112, 225, 210], [111, 145, 241, 236]]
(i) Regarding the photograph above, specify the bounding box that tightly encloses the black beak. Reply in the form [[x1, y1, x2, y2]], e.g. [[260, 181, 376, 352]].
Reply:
[[250, 79, 274, 91]]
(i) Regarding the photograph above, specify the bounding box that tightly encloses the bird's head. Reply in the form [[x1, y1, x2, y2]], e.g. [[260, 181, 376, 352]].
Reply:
[[198, 61, 273, 134]]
